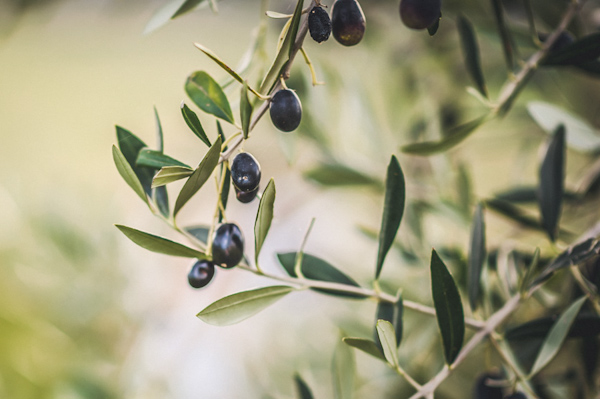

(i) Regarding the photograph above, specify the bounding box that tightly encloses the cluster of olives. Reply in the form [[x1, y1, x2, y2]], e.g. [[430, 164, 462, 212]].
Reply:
[[188, 223, 245, 289], [473, 372, 526, 399]]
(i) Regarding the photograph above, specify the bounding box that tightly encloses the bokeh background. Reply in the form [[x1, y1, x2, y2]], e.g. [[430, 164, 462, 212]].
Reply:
[[2, 0, 600, 398]]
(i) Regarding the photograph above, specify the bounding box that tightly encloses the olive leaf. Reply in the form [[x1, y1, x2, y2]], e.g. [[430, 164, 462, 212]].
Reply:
[[332, 337, 355, 399], [136, 149, 190, 169], [342, 338, 386, 361], [181, 102, 211, 147], [152, 107, 169, 217], [240, 81, 253, 139], [112, 145, 147, 203], [489, 0, 514, 70], [431, 249, 465, 364], [115, 224, 206, 258], [467, 203, 486, 311], [172, 0, 209, 19], [304, 163, 381, 188], [116, 125, 155, 196], [152, 166, 194, 188], [376, 320, 400, 369], [255, 179, 276, 264], [457, 15, 487, 98], [375, 155, 406, 279], [196, 285, 295, 326], [374, 294, 403, 348], [507, 312, 600, 342], [294, 375, 314, 399], [539, 125, 566, 242], [185, 71, 234, 124], [541, 32, 600, 66]]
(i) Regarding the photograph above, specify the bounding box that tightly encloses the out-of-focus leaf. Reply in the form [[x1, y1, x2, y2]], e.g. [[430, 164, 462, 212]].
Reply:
[[136, 149, 190, 169], [375, 156, 406, 279], [172, 0, 208, 19], [115, 224, 206, 258], [507, 313, 600, 341], [575, 60, 600, 76], [494, 185, 579, 203], [152, 166, 194, 188], [185, 225, 210, 244], [181, 102, 211, 147], [489, 0, 514, 70], [431, 249, 465, 365], [427, 13, 441, 36], [541, 32, 600, 66], [116, 125, 154, 195], [294, 374, 314, 399], [154, 186, 170, 217], [240, 81, 253, 139], [457, 163, 472, 216], [342, 338, 386, 361], [332, 337, 355, 399], [255, 179, 276, 264], [457, 15, 487, 98], [468, 203, 486, 311], [519, 248, 539, 294], [304, 163, 381, 188], [539, 125, 566, 242], [174, 136, 221, 216], [112, 145, 147, 203], [197, 285, 294, 326], [144, 0, 186, 34], [266, 11, 292, 19], [529, 297, 587, 376], [401, 115, 488, 155], [376, 320, 400, 369], [259, 0, 304, 94], [532, 238, 600, 287], [277, 253, 367, 299], [185, 71, 234, 124], [154, 106, 164, 153], [527, 102, 600, 153]]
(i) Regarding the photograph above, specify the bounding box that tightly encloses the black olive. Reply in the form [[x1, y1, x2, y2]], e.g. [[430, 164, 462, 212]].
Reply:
[[231, 152, 261, 192], [309, 6, 332, 43], [235, 185, 258, 204], [269, 89, 302, 132], [331, 0, 366, 46], [399, 0, 441, 30], [211, 223, 244, 268], [188, 259, 215, 288], [473, 372, 504, 399]]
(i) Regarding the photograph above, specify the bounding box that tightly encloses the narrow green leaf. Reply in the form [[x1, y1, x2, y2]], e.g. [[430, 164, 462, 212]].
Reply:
[[375, 156, 406, 279], [154, 106, 164, 153], [174, 136, 222, 216], [277, 253, 367, 299], [194, 42, 244, 87], [266, 11, 292, 19], [489, 0, 514, 70], [181, 102, 211, 147], [154, 186, 170, 218], [196, 285, 294, 326], [152, 166, 194, 188], [519, 247, 539, 294], [136, 149, 191, 169], [172, 0, 208, 19], [457, 15, 487, 98], [507, 313, 600, 342], [376, 320, 400, 368], [185, 225, 210, 244], [112, 145, 147, 203], [374, 296, 403, 348], [541, 32, 600, 66], [240, 81, 253, 140], [457, 163, 472, 216], [332, 337, 355, 399], [116, 125, 154, 195], [185, 71, 234, 124], [304, 163, 381, 188], [294, 375, 314, 399], [342, 338, 386, 361], [431, 249, 465, 364], [467, 203, 486, 311], [255, 179, 276, 264], [529, 296, 587, 376], [219, 165, 230, 222], [152, 108, 169, 216], [401, 115, 488, 155], [258, 0, 304, 94], [527, 102, 600, 153], [539, 125, 566, 242], [115, 224, 206, 258], [144, 0, 187, 34]]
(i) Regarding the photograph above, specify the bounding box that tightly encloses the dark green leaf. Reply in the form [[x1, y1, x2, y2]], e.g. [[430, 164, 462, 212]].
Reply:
[[457, 15, 487, 98], [154, 106, 164, 152], [541, 32, 600, 66], [539, 125, 566, 242], [507, 313, 600, 341], [115, 224, 206, 258], [304, 163, 381, 188], [113, 145, 147, 203], [144, 0, 188, 34], [240, 81, 253, 140], [519, 248, 539, 294], [294, 375, 314, 399], [456, 163, 472, 216], [427, 13, 441, 36], [489, 0, 514, 70], [255, 179, 276, 264], [431, 249, 465, 365], [185, 71, 234, 124], [116, 125, 154, 195], [332, 337, 355, 399], [185, 225, 210, 244], [154, 186, 170, 217], [342, 337, 386, 361], [277, 253, 367, 299], [172, 0, 208, 19], [375, 156, 406, 279], [152, 166, 194, 188], [181, 102, 211, 147], [219, 165, 230, 222], [529, 297, 587, 376], [374, 295, 403, 348], [136, 149, 191, 169], [468, 203, 486, 311], [196, 285, 294, 326], [376, 320, 400, 368], [174, 136, 222, 216], [494, 185, 579, 203], [401, 115, 488, 155]]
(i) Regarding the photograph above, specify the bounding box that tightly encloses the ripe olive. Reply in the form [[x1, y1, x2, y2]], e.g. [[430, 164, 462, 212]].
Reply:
[[473, 372, 504, 399], [399, 0, 441, 30], [188, 259, 215, 289], [539, 31, 575, 53], [211, 223, 244, 268], [269, 89, 302, 132], [309, 6, 332, 43], [235, 185, 258, 204], [331, 0, 366, 46], [231, 152, 261, 192]]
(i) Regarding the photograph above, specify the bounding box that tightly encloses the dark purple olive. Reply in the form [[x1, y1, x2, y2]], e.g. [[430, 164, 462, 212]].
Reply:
[[211, 223, 244, 268], [235, 185, 258, 204], [231, 152, 261, 192], [309, 6, 332, 43], [539, 31, 575, 53], [188, 259, 215, 288], [504, 393, 527, 399], [474, 372, 504, 399], [331, 0, 366, 46], [399, 0, 441, 30], [269, 89, 302, 132]]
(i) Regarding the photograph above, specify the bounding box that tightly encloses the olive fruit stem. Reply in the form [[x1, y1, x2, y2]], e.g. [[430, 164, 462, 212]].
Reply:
[[222, 131, 242, 149], [299, 47, 325, 86]]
